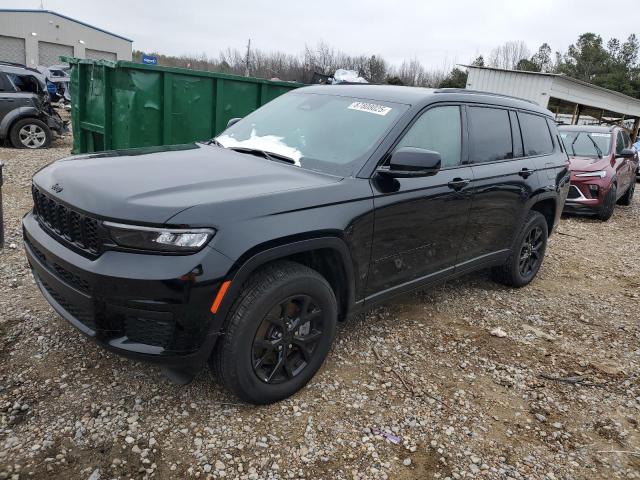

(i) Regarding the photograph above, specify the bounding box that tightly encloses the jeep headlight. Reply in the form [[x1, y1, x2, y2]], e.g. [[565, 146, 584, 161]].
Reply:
[[104, 222, 215, 252]]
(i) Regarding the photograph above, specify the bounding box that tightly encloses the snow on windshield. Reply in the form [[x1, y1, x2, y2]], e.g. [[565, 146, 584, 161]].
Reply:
[[217, 129, 302, 166]]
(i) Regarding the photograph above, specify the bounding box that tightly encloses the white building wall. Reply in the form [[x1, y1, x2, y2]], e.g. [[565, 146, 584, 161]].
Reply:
[[466, 68, 554, 107], [0, 10, 132, 66], [466, 66, 640, 119]]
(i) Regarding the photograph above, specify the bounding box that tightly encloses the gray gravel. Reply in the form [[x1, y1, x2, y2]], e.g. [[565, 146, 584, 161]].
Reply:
[[1, 130, 639, 479]]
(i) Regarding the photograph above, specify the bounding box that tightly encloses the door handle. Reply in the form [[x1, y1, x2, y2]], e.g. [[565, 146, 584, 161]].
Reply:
[[518, 168, 533, 179], [447, 178, 471, 190]]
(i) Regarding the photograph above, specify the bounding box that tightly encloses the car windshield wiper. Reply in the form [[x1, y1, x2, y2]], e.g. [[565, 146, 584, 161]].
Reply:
[[205, 138, 224, 147], [570, 135, 579, 157], [585, 134, 603, 158], [228, 147, 296, 164]]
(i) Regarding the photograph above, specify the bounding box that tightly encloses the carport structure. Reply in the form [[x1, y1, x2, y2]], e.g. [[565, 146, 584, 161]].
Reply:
[[465, 65, 640, 141]]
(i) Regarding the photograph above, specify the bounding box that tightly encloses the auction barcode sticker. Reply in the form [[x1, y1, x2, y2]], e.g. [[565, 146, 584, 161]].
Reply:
[[348, 102, 392, 116]]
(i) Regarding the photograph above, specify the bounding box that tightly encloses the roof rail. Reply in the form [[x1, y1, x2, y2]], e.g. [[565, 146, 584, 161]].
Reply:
[[434, 88, 539, 106], [0, 61, 27, 68]]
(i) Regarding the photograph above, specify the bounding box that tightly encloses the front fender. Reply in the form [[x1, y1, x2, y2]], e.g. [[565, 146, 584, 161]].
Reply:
[[210, 236, 357, 330]]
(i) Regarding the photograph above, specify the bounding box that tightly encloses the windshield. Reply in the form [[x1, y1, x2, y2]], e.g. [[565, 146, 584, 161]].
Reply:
[[216, 92, 409, 176], [559, 131, 611, 158]]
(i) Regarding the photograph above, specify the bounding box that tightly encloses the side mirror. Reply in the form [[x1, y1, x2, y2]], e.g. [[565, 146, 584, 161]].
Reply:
[[618, 148, 636, 158], [377, 147, 441, 178], [226, 117, 242, 129]]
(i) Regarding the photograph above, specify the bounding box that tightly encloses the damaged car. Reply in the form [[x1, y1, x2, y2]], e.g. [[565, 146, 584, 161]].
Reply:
[[0, 62, 68, 149]]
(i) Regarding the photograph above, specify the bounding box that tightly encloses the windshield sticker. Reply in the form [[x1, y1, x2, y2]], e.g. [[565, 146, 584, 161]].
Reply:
[[348, 102, 392, 116]]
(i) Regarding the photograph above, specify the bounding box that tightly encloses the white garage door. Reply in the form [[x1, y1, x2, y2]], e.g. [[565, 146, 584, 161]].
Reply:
[[0, 35, 26, 64], [85, 49, 117, 62], [39, 41, 73, 66]]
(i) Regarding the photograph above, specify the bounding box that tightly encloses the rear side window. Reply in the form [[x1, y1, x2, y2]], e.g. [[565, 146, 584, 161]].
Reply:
[[468, 107, 513, 163], [622, 131, 631, 147], [519, 112, 554, 156], [395, 105, 462, 168]]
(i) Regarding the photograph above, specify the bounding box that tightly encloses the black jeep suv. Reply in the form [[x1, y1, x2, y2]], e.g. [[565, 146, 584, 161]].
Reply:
[[23, 85, 570, 403]]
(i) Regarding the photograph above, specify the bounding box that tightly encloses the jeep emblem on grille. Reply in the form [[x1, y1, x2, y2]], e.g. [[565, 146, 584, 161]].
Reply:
[[51, 183, 63, 193]]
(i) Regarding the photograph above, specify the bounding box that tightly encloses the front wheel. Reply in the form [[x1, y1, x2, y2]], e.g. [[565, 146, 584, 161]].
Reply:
[[492, 210, 548, 288], [597, 184, 617, 221], [212, 261, 337, 404], [9, 118, 51, 149]]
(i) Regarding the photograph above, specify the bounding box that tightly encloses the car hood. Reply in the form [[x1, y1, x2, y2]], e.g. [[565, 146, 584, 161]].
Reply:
[[567, 155, 609, 173], [33, 143, 342, 224]]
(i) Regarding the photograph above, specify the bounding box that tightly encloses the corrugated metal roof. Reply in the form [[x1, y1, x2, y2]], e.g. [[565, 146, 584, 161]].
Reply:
[[0, 9, 133, 42], [463, 65, 640, 118]]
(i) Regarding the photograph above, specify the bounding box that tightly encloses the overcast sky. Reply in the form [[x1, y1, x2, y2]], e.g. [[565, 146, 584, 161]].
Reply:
[[4, 0, 639, 68]]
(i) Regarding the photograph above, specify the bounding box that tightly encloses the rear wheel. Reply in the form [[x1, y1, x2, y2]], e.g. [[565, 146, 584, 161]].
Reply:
[[597, 184, 617, 221], [492, 210, 548, 288], [618, 181, 635, 206], [9, 118, 51, 149], [212, 261, 337, 404]]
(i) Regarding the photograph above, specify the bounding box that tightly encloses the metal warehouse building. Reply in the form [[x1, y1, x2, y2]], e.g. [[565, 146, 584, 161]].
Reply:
[[465, 65, 640, 140], [0, 9, 132, 66]]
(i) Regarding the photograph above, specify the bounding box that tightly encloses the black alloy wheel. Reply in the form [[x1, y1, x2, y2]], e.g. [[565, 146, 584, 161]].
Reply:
[[213, 260, 337, 404], [252, 294, 324, 384], [519, 225, 544, 278]]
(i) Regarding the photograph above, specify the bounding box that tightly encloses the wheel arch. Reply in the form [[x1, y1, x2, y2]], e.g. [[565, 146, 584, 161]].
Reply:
[[529, 197, 556, 235], [215, 236, 357, 327], [0, 106, 40, 138]]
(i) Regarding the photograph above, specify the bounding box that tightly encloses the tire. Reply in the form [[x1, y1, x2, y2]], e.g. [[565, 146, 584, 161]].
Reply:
[[9, 118, 51, 149], [618, 180, 635, 206], [491, 210, 548, 288], [597, 184, 617, 221], [212, 261, 337, 404]]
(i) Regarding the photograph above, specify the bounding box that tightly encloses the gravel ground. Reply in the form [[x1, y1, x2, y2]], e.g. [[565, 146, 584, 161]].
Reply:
[[0, 129, 639, 480]]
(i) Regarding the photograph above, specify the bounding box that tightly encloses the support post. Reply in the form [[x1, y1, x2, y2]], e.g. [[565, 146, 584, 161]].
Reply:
[[632, 117, 640, 143], [570, 103, 580, 125]]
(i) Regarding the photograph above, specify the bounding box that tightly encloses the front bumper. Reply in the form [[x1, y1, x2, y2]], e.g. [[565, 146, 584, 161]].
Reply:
[[563, 175, 608, 213], [23, 212, 233, 367]]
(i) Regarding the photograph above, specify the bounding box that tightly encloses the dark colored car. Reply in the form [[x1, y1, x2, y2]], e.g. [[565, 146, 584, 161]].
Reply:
[[23, 86, 570, 404], [0, 62, 68, 149], [559, 125, 638, 220]]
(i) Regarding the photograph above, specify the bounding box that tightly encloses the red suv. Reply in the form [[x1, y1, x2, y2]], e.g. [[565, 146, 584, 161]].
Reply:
[[559, 125, 638, 221]]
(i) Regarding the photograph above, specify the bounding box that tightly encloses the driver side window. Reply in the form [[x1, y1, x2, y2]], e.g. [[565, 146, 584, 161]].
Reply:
[[395, 106, 462, 168]]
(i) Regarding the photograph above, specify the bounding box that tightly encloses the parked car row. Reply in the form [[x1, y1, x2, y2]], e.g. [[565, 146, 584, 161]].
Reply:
[[559, 125, 638, 221]]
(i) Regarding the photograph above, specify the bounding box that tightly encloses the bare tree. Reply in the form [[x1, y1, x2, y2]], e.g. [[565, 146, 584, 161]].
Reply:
[[488, 41, 531, 70]]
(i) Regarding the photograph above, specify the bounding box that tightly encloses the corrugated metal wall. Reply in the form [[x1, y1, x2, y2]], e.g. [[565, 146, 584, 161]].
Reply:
[[85, 48, 117, 62], [466, 68, 553, 107], [38, 41, 73, 66], [0, 35, 26, 64]]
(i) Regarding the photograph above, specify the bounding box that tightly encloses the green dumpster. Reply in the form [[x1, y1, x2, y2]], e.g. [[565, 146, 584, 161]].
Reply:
[[62, 57, 303, 154]]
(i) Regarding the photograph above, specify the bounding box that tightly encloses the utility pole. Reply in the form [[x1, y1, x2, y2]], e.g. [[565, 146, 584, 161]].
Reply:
[[244, 38, 251, 77], [40, 0, 44, 9]]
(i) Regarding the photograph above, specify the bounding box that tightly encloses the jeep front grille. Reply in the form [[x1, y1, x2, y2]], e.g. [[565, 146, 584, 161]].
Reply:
[[32, 186, 102, 256]]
